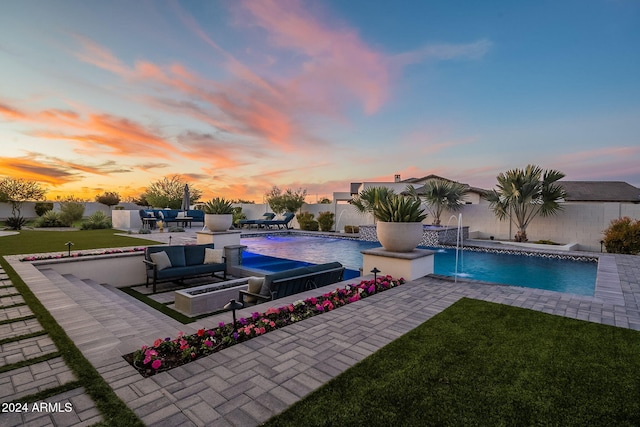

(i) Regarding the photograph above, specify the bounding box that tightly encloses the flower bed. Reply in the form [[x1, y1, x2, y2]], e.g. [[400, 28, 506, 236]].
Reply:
[[124, 275, 405, 377], [20, 247, 145, 262]]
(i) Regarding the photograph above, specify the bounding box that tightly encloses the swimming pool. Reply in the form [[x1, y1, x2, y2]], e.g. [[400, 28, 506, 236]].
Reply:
[[241, 235, 597, 296]]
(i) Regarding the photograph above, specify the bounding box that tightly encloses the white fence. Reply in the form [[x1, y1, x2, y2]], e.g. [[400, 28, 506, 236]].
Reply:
[[4, 200, 639, 252]]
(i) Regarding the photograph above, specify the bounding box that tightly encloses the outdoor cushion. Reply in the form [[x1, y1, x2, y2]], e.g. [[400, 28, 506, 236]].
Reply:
[[162, 246, 187, 267], [183, 244, 211, 266], [306, 262, 342, 273], [245, 277, 264, 304], [204, 248, 224, 264], [149, 251, 172, 271]]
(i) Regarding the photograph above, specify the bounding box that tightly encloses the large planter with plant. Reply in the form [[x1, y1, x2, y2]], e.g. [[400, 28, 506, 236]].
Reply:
[[374, 194, 427, 252], [203, 197, 234, 232]]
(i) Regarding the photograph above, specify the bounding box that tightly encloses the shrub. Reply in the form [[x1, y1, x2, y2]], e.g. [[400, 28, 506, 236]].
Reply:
[[603, 217, 640, 254], [317, 211, 335, 232], [296, 212, 319, 231], [59, 201, 85, 226], [34, 202, 54, 216], [37, 210, 66, 227], [168, 226, 185, 232], [80, 211, 112, 230], [138, 228, 151, 234], [232, 207, 247, 228], [344, 225, 359, 234], [5, 215, 26, 230]]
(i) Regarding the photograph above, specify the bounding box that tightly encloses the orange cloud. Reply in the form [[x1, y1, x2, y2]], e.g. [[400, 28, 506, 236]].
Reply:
[[0, 157, 76, 185]]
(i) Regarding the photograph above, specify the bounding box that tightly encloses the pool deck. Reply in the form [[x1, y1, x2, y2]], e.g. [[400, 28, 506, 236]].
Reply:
[[2, 229, 639, 426]]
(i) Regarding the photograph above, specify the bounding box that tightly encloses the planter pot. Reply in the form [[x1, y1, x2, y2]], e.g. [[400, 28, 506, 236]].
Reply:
[[376, 222, 424, 252], [205, 214, 233, 232]]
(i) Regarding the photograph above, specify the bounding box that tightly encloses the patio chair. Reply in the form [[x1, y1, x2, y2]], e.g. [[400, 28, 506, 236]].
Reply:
[[259, 212, 295, 229], [239, 212, 275, 229]]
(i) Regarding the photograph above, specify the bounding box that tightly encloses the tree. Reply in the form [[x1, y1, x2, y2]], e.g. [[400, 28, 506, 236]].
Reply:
[[0, 177, 47, 229], [144, 176, 202, 209], [95, 191, 120, 209], [318, 197, 332, 204], [407, 179, 468, 225], [265, 186, 307, 215], [484, 165, 567, 242]]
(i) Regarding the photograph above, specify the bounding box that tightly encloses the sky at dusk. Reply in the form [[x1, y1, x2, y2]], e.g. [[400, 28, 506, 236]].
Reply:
[[1, 0, 639, 202]]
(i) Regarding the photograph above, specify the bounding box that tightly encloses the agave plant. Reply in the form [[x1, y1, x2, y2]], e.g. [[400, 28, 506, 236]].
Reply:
[[203, 197, 234, 214], [374, 194, 427, 223]]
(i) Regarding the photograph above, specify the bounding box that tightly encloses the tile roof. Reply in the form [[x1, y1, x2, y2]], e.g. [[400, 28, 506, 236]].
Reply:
[[559, 181, 640, 202]]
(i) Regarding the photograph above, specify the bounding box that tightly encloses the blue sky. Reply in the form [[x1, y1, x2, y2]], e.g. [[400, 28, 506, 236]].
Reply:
[[0, 0, 638, 202]]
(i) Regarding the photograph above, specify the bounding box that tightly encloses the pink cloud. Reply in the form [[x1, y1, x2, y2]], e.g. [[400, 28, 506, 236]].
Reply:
[[238, 0, 391, 115]]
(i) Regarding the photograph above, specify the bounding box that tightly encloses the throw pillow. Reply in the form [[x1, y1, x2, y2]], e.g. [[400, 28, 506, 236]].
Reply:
[[245, 277, 264, 304], [204, 248, 224, 264], [177, 211, 185, 218], [149, 251, 172, 270], [158, 211, 164, 219]]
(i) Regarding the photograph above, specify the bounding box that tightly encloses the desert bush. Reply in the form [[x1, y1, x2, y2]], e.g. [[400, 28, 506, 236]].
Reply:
[[138, 228, 151, 234], [317, 211, 335, 232], [296, 212, 319, 231], [34, 202, 54, 216], [80, 211, 112, 230], [168, 226, 185, 232], [603, 217, 640, 255], [59, 201, 85, 226], [37, 210, 66, 227]]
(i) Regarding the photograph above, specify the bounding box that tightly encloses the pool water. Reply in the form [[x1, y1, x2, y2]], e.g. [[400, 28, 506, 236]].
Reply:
[[242, 251, 362, 280], [241, 235, 597, 296]]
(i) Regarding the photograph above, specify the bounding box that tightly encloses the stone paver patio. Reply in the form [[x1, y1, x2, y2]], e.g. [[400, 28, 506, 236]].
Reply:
[[1, 234, 639, 426]]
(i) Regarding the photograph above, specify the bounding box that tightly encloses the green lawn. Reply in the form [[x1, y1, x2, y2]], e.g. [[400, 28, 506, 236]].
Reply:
[[0, 228, 158, 426], [264, 298, 640, 426], [0, 228, 158, 256]]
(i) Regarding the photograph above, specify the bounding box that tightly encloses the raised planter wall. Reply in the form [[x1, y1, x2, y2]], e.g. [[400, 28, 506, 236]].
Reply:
[[359, 225, 470, 247], [32, 252, 146, 287]]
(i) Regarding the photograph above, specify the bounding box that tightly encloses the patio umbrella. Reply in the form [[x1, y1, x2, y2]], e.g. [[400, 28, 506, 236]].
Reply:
[[181, 184, 190, 211]]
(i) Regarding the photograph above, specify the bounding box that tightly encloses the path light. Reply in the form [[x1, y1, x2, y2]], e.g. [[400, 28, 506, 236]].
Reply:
[[370, 267, 380, 283], [65, 241, 74, 257], [224, 299, 244, 335], [169, 236, 172, 245]]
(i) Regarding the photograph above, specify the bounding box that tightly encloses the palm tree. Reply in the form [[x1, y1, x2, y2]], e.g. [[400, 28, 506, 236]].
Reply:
[[349, 187, 395, 223], [407, 179, 468, 225], [484, 165, 567, 242]]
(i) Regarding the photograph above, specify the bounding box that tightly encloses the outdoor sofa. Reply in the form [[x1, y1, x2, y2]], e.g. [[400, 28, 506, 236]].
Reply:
[[143, 243, 226, 293], [139, 209, 205, 228], [238, 261, 345, 305]]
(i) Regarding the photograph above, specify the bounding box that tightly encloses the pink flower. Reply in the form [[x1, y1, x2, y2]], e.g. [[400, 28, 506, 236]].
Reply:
[[143, 356, 151, 364], [153, 339, 163, 348], [205, 340, 213, 347], [151, 359, 161, 370], [269, 321, 276, 328]]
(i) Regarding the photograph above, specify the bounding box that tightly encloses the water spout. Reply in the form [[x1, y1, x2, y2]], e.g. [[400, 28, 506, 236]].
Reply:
[[335, 209, 347, 232], [455, 213, 463, 282]]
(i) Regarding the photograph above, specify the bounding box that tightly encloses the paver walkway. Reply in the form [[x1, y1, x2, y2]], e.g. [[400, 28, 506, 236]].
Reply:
[[0, 266, 102, 427], [2, 248, 640, 426]]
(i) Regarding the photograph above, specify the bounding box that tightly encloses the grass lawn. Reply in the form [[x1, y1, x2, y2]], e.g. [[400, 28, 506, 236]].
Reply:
[[0, 228, 158, 256], [264, 298, 640, 426], [0, 228, 159, 426]]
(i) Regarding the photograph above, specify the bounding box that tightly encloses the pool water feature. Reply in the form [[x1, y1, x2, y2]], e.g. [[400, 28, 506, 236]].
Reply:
[[241, 235, 597, 296]]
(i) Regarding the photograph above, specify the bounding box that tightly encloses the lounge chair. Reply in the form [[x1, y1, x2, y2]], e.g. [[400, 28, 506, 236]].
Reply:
[[258, 212, 295, 229], [239, 212, 275, 228]]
